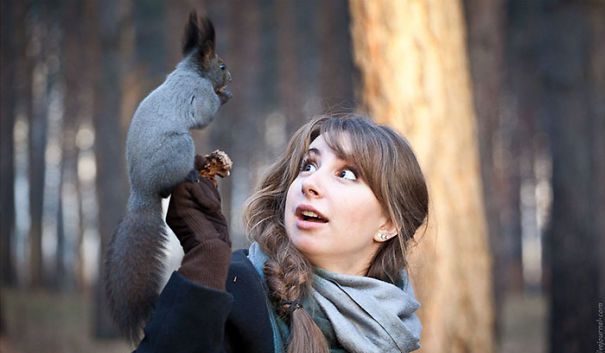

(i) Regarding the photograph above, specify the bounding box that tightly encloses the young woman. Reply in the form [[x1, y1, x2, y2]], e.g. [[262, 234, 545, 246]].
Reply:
[[135, 115, 429, 353]]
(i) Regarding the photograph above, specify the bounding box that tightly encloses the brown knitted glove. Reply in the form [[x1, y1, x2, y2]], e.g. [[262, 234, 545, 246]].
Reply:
[[166, 177, 231, 290]]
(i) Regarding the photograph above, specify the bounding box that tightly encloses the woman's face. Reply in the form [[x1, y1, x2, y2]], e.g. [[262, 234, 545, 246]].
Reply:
[[284, 134, 392, 275]]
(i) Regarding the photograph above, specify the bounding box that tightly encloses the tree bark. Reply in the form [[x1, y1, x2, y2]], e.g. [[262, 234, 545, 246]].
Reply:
[[318, 0, 356, 112], [165, 0, 196, 69], [28, 3, 50, 288], [90, 0, 132, 338], [214, 0, 264, 248], [463, 0, 526, 342], [276, 0, 303, 130], [11, 0, 34, 288], [538, 2, 605, 352], [506, 0, 545, 295], [0, 0, 17, 287], [349, 1, 494, 352], [593, 7, 605, 323], [72, 0, 99, 291], [55, 0, 87, 291]]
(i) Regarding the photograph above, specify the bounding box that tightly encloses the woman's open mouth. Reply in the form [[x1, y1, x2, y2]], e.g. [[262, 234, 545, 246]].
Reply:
[[295, 206, 329, 224]]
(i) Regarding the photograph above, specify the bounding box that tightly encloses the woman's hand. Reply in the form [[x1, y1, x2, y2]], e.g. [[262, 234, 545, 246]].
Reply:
[[167, 176, 231, 290], [167, 177, 230, 250]]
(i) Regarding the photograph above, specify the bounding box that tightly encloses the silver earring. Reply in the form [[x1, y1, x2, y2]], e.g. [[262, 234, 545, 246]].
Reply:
[[380, 233, 388, 241]]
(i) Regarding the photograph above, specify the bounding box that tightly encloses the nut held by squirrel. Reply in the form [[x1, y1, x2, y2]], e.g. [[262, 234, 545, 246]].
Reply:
[[196, 150, 233, 187]]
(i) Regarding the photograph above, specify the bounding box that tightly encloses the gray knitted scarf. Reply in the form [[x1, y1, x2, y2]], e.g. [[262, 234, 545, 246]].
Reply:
[[247, 242, 422, 353]]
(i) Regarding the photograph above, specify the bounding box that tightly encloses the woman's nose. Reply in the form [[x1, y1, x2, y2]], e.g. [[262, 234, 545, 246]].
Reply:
[[301, 172, 322, 198]]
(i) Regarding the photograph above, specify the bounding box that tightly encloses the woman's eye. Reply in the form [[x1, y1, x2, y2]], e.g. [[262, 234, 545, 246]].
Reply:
[[338, 169, 357, 181], [301, 162, 317, 173]]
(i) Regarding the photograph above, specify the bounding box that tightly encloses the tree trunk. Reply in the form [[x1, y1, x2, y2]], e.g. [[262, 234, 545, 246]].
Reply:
[[506, 0, 546, 295], [462, 0, 527, 342], [318, 0, 356, 112], [58, 0, 87, 291], [165, 0, 196, 69], [275, 0, 303, 130], [11, 0, 34, 288], [214, 0, 264, 248], [539, 2, 605, 352], [91, 0, 132, 338], [37, 0, 65, 290], [0, 0, 17, 287], [593, 8, 605, 325], [55, 188, 66, 288], [349, 1, 494, 352], [28, 4, 50, 288]]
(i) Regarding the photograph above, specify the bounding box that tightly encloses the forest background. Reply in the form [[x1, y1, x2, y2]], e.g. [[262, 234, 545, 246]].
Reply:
[[1, 0, 604, 353]]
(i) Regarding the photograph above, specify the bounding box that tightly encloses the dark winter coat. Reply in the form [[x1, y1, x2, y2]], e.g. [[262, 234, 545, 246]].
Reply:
[[134, 249, 276, 353]]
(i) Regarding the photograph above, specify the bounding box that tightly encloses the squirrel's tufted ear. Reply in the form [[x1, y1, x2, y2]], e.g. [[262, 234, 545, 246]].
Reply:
[[182, 11, 216, 66], [182, 11, 200, 56], [198, 16, 216, 53], [197, 16, 216, 66]]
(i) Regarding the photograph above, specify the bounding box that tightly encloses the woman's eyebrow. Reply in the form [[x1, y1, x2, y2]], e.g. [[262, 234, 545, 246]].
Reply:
[[306, 148, 320, 157]]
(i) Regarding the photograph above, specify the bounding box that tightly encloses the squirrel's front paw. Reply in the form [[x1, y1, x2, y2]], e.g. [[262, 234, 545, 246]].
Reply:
[[185, 169, 200, 183]]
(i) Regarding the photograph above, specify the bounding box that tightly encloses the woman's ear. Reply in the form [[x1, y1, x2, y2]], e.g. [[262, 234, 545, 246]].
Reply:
[[373, 220, 398, 243]]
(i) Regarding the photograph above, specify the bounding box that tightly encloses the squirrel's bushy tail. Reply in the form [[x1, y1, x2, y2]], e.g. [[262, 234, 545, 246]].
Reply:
[[105, 200, 166, 344]]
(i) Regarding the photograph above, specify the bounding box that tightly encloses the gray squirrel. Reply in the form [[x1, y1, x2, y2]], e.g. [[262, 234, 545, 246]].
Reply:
[[104, 12, 231, 343]]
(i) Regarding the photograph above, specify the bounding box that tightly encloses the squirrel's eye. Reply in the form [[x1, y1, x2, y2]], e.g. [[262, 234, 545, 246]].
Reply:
[[220, 63, 226, 70]]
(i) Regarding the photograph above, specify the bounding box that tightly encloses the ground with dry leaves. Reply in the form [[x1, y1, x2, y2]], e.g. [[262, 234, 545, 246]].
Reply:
[[1, 287, 545, 353]]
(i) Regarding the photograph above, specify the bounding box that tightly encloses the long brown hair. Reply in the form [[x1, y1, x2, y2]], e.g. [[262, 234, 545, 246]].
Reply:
[[244, 115, 429, 353]]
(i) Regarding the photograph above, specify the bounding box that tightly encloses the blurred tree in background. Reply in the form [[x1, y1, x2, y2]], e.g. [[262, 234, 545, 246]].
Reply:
[[350, 1, 493, 352], [534, 2, 605, 353], [0, 0, 603, 352]]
